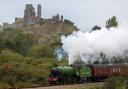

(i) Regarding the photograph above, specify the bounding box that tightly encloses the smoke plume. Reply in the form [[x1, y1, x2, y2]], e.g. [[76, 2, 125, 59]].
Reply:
[[61, 24, 128, 64]]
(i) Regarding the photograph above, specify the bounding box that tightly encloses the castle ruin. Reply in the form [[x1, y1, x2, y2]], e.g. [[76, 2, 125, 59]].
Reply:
[[24, 4, 40, 25], [3, 4, 64, 29]]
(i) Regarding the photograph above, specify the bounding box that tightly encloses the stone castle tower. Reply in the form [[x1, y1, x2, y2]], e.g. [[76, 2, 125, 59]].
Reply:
[[23, 4, 42, 26], [24, 4, 36, 25], [37, 4, 41, 20]]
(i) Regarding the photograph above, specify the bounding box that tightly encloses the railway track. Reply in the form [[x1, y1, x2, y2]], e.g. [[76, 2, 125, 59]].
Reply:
[[24, 82, 104, 89]]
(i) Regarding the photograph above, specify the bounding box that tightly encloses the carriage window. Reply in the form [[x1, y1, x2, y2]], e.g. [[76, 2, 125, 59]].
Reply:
[[113, 68, 115, 72], [119, 68, 121, 72]]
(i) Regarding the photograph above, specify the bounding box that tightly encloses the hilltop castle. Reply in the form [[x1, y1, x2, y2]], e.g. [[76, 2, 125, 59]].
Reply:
[[3, 4, 64, 29]]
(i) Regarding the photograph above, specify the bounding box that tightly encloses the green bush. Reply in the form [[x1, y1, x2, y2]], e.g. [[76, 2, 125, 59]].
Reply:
[[0, 29, 33, 55], [0, 50, 57, 88], [102, 76, 128, 89], [27, 45, 55, 58]]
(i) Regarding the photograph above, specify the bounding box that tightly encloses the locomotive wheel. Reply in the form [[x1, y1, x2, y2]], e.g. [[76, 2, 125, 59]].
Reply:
[[71, 77, 75, 84], [86, 77, 91, 83], [66, 76, 70, 84]]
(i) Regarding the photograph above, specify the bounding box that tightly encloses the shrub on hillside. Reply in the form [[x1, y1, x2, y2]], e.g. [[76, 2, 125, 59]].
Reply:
[[27, 45, 55, 58], [0, 50, 57, 88]]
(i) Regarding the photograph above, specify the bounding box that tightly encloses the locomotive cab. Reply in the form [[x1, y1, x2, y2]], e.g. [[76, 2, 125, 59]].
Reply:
[[48, 68, 60, 85], [48, 66, 77, 85]]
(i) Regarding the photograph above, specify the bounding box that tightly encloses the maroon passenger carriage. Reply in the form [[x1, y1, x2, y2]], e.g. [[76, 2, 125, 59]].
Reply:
[[87, 64, 124, 81]]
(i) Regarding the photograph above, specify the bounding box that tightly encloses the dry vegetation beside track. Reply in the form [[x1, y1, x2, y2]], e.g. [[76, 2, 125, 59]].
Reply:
[[24, 82, 104, 89]]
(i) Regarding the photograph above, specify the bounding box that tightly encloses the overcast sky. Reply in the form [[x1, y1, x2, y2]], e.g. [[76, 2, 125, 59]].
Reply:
[[0, 0, 128, 31]]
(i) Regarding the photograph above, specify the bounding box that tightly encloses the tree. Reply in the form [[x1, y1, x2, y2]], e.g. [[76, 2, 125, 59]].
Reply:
[[64, 19, 74, 25], [27, 45, 55, 58], [57, 59, 68, 66], [106, 16, 118, 29], [91, 25, 101, 32], [0, 29, 33, 55]]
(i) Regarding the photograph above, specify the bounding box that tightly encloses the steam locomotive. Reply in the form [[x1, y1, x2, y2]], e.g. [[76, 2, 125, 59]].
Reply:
[[48, 64, 124, 85]]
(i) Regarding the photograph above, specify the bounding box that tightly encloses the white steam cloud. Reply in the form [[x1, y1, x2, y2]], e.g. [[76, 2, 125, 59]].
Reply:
[[61, 24, 128, 64]]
